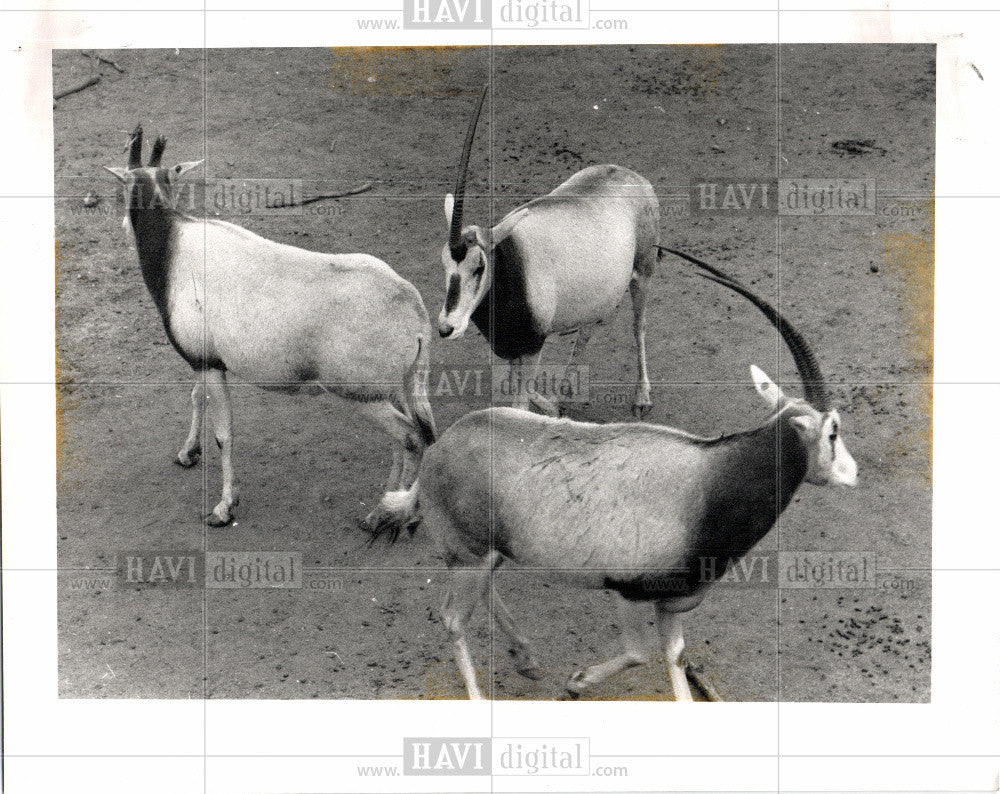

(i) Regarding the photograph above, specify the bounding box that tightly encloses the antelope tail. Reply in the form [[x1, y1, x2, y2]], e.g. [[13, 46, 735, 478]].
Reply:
[[403, 337, 437, 447]]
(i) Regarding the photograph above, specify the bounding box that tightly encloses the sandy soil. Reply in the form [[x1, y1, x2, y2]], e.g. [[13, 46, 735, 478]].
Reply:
[[54, 45, 933, 701]]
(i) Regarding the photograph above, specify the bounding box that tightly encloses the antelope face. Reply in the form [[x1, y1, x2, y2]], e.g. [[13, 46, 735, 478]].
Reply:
[[439, 86, 490, 339], [103, 125, 202, 218], [438, 195, 491, 338], [787, 407, 858, 487], [105, 163, 203, 214], [751, 365, 858, 488]]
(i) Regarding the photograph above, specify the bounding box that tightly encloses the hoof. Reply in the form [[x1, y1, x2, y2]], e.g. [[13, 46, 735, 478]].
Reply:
[[508, 648, 543, 680], [565, 670, 587, 697], [631, 403, 652, 420], [361, 508, 421, 543], [174, 448, 201, 468], [205, 507, 233, 527]]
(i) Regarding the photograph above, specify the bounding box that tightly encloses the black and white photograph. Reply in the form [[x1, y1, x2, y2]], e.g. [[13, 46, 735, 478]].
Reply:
[[3, 4, 999, 793], [54, 42, 932, 702]]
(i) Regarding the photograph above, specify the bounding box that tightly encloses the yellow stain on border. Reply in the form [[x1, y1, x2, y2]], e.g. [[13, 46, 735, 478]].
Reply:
[[329, 45, 724, 99], [882, 194, 934, 481], [682, 44, 724, 96], [330, 47, 476, 98]]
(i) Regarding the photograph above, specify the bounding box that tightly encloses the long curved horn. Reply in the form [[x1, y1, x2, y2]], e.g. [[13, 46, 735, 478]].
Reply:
[[126, 124, 144, 169], [661, 247, 829, 412], [148, 135, 167, 166], [448, 85, 488, 259]]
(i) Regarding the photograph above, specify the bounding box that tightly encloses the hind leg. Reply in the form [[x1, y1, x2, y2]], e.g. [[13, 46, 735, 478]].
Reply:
[[175, 380, 204, 467], [569, 325, 594, 366], [629, 271, 653, 419], [559, 325, 594, 408], [490, 585, 542, 680], [441, 552, 503, 699], [385, 449, 404, 492], [356, 400, 425, 538]]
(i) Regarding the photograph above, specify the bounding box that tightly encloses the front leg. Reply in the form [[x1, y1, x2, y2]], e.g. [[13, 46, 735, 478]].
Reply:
[[204, 368, 238, 526], [629, 274, 653, 419], [491, 586, 542, 680], [441, 553, 503, 700], [175, 380, 204, 467]]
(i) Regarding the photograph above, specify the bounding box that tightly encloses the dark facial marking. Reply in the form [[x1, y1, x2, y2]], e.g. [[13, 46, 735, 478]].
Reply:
[[444, 274, 462, 314]]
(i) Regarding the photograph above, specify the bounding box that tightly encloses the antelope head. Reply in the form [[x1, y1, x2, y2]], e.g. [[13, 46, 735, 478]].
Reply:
[[438, 87, 491, 339], [750, 365, 857, 487], [103, 124, 203, 216], [691, 257, 858, 488]]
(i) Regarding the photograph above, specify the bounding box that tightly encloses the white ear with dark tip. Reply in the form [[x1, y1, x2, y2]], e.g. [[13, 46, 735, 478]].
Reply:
[[750, 365, 785, 411], [444, 193, 455, 226], [103, 166, 128, 183], [171, 160, 204, 180]]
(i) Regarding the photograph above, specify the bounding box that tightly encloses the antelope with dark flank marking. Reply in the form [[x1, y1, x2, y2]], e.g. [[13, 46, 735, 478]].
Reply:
[[394, 251, 857, 700], [437, 87, 660, 417], [105, 125, 436, 531]]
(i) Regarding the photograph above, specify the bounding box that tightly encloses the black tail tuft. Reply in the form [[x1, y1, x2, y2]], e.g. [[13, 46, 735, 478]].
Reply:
[[405, 337, 438, 447]]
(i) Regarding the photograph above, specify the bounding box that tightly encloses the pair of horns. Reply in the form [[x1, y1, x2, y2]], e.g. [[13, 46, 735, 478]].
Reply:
[[448, 85, 488, 260], [126, 124, 167, 169], [661, 247, 830, 413]]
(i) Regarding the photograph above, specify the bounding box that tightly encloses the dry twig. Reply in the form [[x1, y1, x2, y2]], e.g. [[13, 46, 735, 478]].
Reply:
[[266, 180, 375, 209], [54, 76, 101, 104], [81, 51, 126, 73]]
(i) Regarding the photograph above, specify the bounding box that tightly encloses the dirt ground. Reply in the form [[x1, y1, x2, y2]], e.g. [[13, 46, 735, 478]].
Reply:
[[54, 45, 933, 701]]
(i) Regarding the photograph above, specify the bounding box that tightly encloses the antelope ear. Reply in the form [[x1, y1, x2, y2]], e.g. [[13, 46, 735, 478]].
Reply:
[[170, 160, 204, 180], [750, 365, 786, 411], [103, 166, 128, 183], [444, 193, 455, 226], [789, 414, 816, 436]]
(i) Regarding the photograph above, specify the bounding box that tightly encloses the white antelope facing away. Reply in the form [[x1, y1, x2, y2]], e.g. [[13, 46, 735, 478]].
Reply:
[[105, 125, 436, 531], [436, 87, 660, 418], [396, 251, 857, 700]]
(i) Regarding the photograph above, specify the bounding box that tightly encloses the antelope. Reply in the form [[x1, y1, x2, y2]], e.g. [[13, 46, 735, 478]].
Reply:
[[104, 125, 436, 531], [397, 251, 857, 700], [436, 87, 660, 418]]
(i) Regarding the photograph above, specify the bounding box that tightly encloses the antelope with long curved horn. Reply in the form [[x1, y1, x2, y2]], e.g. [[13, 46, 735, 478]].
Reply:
[[105, 125, 437, 531], [397, 251, 857, 699], [437, 86, 661, 417]]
